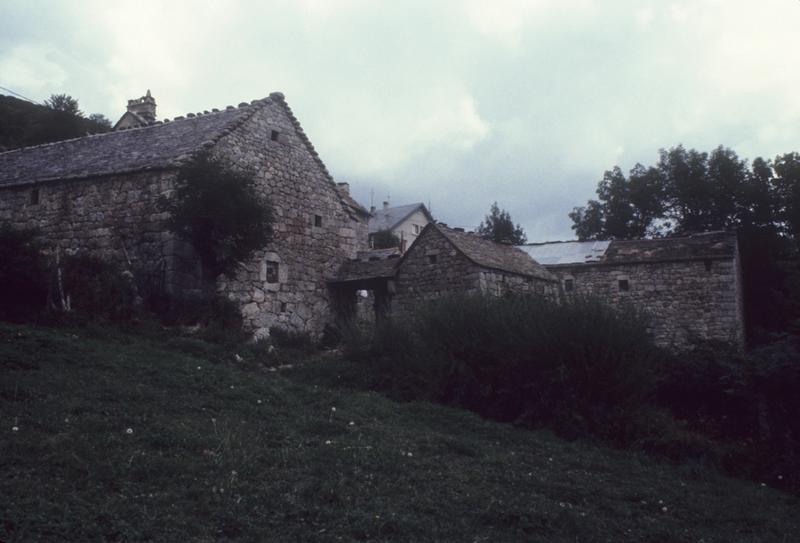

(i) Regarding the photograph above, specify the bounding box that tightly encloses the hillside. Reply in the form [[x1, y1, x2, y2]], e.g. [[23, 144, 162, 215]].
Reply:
[[0, 94, 111, 152], [1, 322, 798, 542]]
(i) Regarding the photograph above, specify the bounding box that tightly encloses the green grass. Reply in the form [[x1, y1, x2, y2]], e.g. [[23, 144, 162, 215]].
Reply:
[[1, 322, 798, 542]]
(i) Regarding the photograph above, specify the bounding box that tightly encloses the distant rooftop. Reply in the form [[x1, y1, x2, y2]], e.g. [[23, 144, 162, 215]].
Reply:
[[368, 202, 432, 234], [518, 240, 610, 265]]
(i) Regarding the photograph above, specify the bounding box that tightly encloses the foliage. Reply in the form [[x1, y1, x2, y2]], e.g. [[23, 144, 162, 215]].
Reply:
[[88, 112, 112, 129], [476, 202, 527, 244], [4, 321, 798, 542], [371, 229, 401, 249], [0, 94, 111, 151], [54, 253, 137, 322], [268, 325, 316, 353], [162, 152, 274, 283], [0, 224, 48, 321], [45, 93, 83, 116], [344, 295, 666, 440]]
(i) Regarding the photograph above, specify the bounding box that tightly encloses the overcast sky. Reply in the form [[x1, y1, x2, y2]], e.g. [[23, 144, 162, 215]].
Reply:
[[2, 0, 800, 241]]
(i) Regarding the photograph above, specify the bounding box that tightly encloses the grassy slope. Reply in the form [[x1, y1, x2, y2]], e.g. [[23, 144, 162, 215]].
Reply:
[[1, 323, 797, 543]]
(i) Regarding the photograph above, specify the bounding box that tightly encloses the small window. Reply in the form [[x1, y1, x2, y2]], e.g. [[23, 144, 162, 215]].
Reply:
[[280, 302, 287, 313], [314, 215, 322, 227], [564, 278, 574, 292], [704, 259, 712, 272], [30, 188, 40, 205], [428, 254, 438, 264], [413, 224, 421, 235], [266, 261, 279, 283], [618, 279, 629, 292], [270, 130, 280, 142]]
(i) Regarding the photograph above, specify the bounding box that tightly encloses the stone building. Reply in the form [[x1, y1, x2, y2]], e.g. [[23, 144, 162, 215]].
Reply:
[[519, 232, 745, 349], [331, 223, 559, 320], [0, 91, 370, 337], [368, 202, 433, 252]]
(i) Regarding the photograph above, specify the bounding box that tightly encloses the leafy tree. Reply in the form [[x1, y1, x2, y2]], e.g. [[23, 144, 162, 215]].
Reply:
[[476, 202, 527, 244], [162, 152, 274, 284], [371, 229, 401, 249], [45, 94, 83, 117], [88, 113, 112, 129]]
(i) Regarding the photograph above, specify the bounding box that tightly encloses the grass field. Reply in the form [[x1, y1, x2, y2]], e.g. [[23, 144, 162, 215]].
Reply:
[[1, 322, 798, 542]]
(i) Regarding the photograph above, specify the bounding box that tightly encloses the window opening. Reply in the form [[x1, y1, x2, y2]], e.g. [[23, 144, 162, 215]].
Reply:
[[564, 278, 574, 292], [30, 188, 40, 205], [270, 130, 280, 142], [427, 254, 438, 264], [413, 224, 421, 235], [280, 302, 287, 312], [618, 279, 629, 292], [266, 261, 279, 283], [704, 259, 712, 272], [314, 215, 323, 227]]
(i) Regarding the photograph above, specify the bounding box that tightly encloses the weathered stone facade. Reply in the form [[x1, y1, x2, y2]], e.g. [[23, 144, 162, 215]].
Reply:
[[0, 93, 370, 337], [524, 233, 745, 350], [390, 224, 559, 315]]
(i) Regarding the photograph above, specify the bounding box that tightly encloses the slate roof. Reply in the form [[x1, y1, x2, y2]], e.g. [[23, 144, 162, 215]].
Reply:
[[0, 99, 269, 188], [368, 203, 432, 234], [433, 224, 557, 282], [602, 231, 736, 264]]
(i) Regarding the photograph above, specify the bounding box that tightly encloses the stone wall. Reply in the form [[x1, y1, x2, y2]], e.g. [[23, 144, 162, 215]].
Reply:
[[0, 170, 192, 293], [548, 256, 745, 349], [209, 100, 368, 337]]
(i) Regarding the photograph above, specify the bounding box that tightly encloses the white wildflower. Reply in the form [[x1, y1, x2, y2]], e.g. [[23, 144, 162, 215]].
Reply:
[[325, 440, 332, 445], [348, 421, 355, 426], [234, 354, 243, 362], [12, 426, 19, 432], [126, 428, 133, 434]]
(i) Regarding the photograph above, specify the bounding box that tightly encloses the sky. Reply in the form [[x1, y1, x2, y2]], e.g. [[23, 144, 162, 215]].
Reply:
[[2, 0, 800, 241]]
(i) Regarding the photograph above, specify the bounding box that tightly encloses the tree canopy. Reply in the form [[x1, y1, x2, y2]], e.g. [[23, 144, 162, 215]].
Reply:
[[570, 145, 800, 251], [477, 202, 527, 245], [163, 152, 274, 284]]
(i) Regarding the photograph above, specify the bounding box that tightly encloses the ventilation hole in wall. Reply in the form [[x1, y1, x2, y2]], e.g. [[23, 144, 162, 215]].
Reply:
[[618, 279, 629, 292], [280, 302, 287, 313], [704, 259, 712, 272], [266, 261, 279, 283], [428, 254, 438, 264], [30, 188, 40, 205], [314, 215, 322, 227], [270, 130, 280, 142], [564, 278, 574, 292]]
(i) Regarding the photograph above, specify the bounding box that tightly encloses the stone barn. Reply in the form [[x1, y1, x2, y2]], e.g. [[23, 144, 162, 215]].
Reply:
[[0, 92, 370, 337], [330, 223, 559, 320], [520, 232, 745, 349]]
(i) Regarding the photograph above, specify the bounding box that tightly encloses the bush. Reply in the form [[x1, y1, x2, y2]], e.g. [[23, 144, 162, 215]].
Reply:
[[53, 254, 137, 322], [0, 224, 48, 321], [345, 294, 668, 441], [268, 326, 315, 353]]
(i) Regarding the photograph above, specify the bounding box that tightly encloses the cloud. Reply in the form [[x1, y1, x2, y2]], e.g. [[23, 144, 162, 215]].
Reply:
[[0, 44, 68, 96]]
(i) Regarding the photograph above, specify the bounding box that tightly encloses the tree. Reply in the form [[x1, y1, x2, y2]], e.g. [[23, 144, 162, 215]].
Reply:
[[88, 113, 112, 130], [45, 94, 83, 117], [476, 202, 527, 244], [162, 152, 274, 284], [371, 229, 400, 249]]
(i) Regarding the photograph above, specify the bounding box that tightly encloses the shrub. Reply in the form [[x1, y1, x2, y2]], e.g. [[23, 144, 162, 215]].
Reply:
[[0, 224, 48, 321], [345, 294, 668, 441], [268, 326, 315, 353], [54, 254, 137, 322]]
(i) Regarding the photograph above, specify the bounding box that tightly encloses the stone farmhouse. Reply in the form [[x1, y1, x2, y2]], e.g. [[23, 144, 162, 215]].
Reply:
[[368, 201, 433, 252], [0, 91, 371, 338], [520, 232, 745, 350]]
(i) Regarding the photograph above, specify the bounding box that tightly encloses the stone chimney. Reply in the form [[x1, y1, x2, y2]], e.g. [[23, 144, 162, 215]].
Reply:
[[336, 182, 350, 195], [127, 89, 157, 122]]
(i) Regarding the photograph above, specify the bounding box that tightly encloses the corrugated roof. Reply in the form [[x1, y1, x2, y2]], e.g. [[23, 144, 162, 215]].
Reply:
[[518, 240, 611, 265], [435, 224, 557, 282], [368, 203, 431, 234]]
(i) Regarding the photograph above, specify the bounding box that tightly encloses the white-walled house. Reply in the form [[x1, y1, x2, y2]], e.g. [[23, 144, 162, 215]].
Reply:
[[368, 202, 433, 252]]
